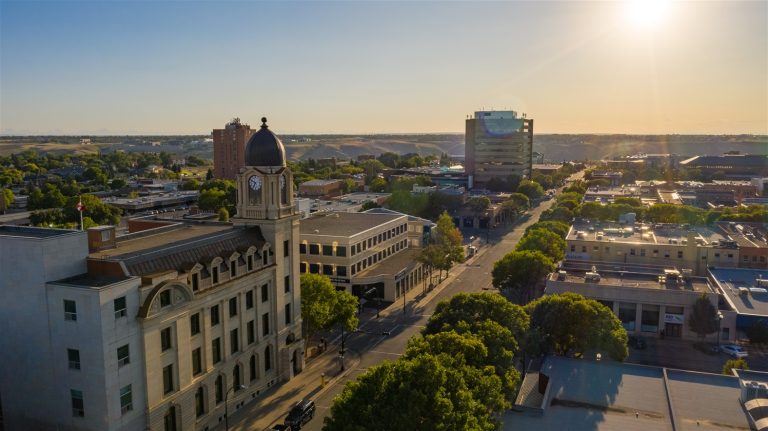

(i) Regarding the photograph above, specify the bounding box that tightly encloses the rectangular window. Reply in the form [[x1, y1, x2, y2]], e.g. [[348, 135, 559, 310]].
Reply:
[[630, 249, 636, 256], [195, 387, 205, 417], [263, 250, 269, 265], [162, 364, 174, 394], [262, 313, 270, 336], [68, 348, 80, 370], [117, 345, 130, 367], [247, 320, 255, 344], [246, 291, 254, 309], [678, 251, 684, 259], [323, 265, 333, 276], [284, 275, 291, 293], [261, 284, 269, 302], [299, 243, 307, 254], [640, 249, 646, 257], [229, 297, 238, 318], [309, 244, 320, 255], [160, 290, 171, 307], [351, 266, 357, 275], [191, 273, 200, 291], [230, 328, 239, 354], [323, 245, 333, 256], [190, 313, 200, 336], [285, 303, 291, 325], [64, 300, 77, 321], [114, 296, 127, 319], [212, 338, 221, 364], [309, 263, 319, 274], [71, 389, 84, 417], [247, 255, 253, 271], [120, 385, 133, 414], [192, 347, 202, 375], [161, 327, 172, 351], [212, 267, 219, 284], [284, 239, 290, 257], [336, 246, 347, 257], [230, 261, 236, 278], [300, 262, 307, 273], [337, 266, 347, 277], [210, 305, 220, 326]]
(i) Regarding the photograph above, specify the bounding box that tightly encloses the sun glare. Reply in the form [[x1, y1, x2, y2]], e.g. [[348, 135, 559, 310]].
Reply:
[[626, 0, 670, 29]]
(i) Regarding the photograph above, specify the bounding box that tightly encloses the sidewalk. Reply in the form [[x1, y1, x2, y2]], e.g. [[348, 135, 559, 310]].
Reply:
[[222, 242, 492, 430]]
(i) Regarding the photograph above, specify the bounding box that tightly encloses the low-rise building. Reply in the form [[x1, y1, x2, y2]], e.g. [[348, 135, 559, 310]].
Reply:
[[298, 179, 345, 198], [713, 221, 768, 269], [299, 212, 426, 303], [709, 267, 768, 334]]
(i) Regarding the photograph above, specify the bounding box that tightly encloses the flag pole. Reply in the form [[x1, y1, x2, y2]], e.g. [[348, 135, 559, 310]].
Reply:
[[79, 196, 84, 231]]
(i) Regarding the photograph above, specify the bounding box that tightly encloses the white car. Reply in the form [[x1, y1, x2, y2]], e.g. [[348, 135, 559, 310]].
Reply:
[[720, 344, 748, 358]]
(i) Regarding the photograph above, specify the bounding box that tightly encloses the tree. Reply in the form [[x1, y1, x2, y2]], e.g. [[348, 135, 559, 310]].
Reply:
[[360, 159, 386, 184], [205, 168, 214, 180], [505, 192, 530, 210], [110, 178, 127, 190], [525, 293, 628, 361], [466, 196, 491, 212], [2, 188, 14, 208], [300, 274, 359, 355], [515, 228, 566, 262], [525, 221, 569, 239], [723, 358, 748, 375], [323, 354, 502, 431], [181, 179, 200, 191], [688, 294, 719, 339], [433, 211, 464, 277], [492, 250, 555, 304], [369, 177, 387, 192], [217, 207, 229, 222], [516, 180, 545, 200], [62, 194, 122, 226]]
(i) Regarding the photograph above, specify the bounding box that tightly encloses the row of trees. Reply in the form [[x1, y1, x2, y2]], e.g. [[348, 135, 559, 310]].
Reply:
[[29, 194, 122, 228], [324, 292, 628, 430], [416, 212, 465, 287]]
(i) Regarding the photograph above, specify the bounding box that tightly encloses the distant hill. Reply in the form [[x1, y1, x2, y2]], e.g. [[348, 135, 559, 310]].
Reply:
[[1, 134, 765, 162]]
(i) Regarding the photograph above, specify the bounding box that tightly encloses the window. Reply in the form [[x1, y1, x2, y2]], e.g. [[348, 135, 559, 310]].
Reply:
[[285, 303, 291, 325], [212, 267, 219, 284], [299, 243, 307, 254], [264, 345, 272, 371], [250, 355, 258, 381], [246, 291, 254, 309], [163, 364, 174, 394], [160, 290, 171, 307], [68, 348, 80, 370], [212, 338, 221, 364], [64, 300, 77, 321], [263, 250, 269, 265], [323, 265, 333, 275], [192, 348, 202, 375], [210, 305, 220, 326], [309, 263, 319, 274], [117, 344, 130, 367], [300, 262, 307, 273], [215, 376, 224, 404], [191, 273, 199, 291], [195, 387, 205, 417], [630, 249, 636, 256], [640, 249, 646, 257], [336, 246, 346, 257], [120, 385, 133, 414], [677, 251, 684, 259], [71, 389, 84, 417], [262, 313, 270, 336], [229, 297, 238, 318], [161, 328, 172, 351], [337, 266, 347, 277], [309, 244, 319, 255], [284, 239, 290, 257], [261, 284, 269, 302], [114, 296, 127, 318], [164, 406, 177, 431], [323, 245, 333, 256], [743, 255, 750, 262], [233, 364, 242, 389], [230, 261, 236, 278], [190, 313, 201, 336], [247, 320, 255, 344], [230, 328, 239, 354], [247, 254, 253, 271], [284, 275, 291, 293]]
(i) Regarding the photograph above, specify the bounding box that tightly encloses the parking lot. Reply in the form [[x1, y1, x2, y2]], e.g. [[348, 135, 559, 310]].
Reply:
[[626, 337, 768, 373]]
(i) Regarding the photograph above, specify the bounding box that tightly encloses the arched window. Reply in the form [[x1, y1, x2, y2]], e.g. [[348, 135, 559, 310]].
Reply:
[[233, 364, 242, 390], [250, 354, 258, 382], [280, 174, 289, 204], [195, 387, 205, 418], [215, 375, 223, 404], [164, 406, 177, 431], [264, 345, 272, 372]]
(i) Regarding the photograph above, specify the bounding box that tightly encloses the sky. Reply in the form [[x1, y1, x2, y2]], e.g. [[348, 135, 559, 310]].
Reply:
[[0, 0, 766, 135]]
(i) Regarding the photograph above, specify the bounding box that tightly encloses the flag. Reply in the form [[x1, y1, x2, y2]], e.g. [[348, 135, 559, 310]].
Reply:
[[76, 200, 85, 212]]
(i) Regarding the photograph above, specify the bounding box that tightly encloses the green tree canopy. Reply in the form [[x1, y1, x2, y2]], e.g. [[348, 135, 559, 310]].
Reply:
[[525, 293, 628, 361], [723, 358, 748, 375], [688, 294, 719, 339], [2, 188, 14, 208], [516, 180, 545, 199], [466, 196, 491, 212], [492, 250, 555, 304], [515, 228, 566, 262], [217, 207, 229, 222], [300, 274, 359, 353], [525, 220, 570, 239]]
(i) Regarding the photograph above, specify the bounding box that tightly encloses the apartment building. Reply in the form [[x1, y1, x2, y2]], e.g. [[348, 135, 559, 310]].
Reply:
[[299, 211, 427, 302], [212, 118, 255, 180], [0, 118, 302, 431], [465, 110, 533, 187]]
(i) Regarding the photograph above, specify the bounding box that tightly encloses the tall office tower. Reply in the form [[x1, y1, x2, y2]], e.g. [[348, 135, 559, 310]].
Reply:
[[213, 118, 255, 180], [465, 110, 534, 188]]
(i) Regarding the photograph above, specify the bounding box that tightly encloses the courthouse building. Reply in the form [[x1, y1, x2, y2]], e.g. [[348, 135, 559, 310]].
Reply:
[[0, 118, 303, 431]]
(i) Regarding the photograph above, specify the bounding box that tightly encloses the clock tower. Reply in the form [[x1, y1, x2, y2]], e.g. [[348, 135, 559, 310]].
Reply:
[[233, 117, 303, 378]]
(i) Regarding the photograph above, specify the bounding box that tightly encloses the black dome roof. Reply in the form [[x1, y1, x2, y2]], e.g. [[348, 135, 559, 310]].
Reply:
[[244, 117, 286, 167]]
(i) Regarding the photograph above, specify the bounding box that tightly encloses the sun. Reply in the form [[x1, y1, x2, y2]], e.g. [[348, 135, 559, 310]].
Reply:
[[626, 0, 670, 29]]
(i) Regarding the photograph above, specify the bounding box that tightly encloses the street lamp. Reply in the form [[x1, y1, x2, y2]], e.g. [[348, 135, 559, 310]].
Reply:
[[339, 324, 347, 371], [224, 384, 246, 431], [716, 311, 724, 350]]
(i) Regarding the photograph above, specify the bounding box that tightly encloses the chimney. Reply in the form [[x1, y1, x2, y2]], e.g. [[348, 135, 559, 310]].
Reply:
[[87, 226, 117, 253]]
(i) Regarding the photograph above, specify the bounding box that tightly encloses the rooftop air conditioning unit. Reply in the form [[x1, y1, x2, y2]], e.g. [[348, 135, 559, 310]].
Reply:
[[757, 279, 768, 288]]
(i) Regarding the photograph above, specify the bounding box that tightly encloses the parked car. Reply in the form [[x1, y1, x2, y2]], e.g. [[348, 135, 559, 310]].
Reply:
[[720, 344, 748, 358], [285, 399, 315, 429], [271, 425, 293, 431]]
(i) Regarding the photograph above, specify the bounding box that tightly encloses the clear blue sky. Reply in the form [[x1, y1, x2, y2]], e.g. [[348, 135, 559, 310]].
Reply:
[[1, 0, 766, 135]]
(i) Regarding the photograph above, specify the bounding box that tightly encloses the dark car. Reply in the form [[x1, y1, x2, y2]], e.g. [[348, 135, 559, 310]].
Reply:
[[285, 399, 315, 429], [271, 425, 293, 431]]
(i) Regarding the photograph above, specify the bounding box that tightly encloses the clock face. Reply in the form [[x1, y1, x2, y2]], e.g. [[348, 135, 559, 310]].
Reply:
[[248, 175, 262, 191], [280, 175, 286, 190]]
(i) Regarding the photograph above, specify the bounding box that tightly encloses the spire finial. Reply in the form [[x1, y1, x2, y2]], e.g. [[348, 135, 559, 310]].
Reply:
[[261, 117, 268, 128]]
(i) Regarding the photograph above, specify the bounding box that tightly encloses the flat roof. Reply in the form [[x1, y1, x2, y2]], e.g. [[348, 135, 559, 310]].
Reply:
[[709, 267, 768, 317], [713, 221, 768, 249], [568, 222, 727, 247], [354, 248, 419, 278], [553, 261, 712, 293], [300, 212, 404, 238], [503, 356, 750, 431], [0, 225, 81, 239]]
